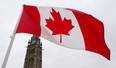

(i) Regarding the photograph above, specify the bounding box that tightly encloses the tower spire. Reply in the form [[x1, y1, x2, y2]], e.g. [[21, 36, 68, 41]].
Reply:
[[24, 35, 42, 68]]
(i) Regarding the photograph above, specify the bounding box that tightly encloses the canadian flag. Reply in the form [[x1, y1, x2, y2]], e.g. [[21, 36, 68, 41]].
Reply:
[[16, 5, 110, 60]]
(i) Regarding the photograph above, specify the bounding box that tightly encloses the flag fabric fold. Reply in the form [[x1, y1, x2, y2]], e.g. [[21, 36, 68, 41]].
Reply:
[[16, 5, 110, 60]]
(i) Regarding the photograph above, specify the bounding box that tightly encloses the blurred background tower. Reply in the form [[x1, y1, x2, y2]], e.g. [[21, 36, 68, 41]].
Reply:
[[24, 35, 42, 68]]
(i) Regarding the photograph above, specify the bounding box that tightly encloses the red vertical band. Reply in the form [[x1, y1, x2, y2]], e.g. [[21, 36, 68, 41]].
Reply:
[[16, 5, 41, 36], [68, 9, 110, 60]]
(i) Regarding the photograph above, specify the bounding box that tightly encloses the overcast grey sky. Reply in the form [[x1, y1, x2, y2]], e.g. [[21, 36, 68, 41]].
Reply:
[[0, 0, 116, 68]]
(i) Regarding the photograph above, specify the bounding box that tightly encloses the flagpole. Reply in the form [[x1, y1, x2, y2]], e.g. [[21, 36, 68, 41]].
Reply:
[[1, 34, 16, 68], [1, 7, 23, 68], [1, 21, 19, 68]]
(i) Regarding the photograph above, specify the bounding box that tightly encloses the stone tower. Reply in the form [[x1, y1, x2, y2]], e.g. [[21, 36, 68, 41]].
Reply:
[[24, 35, 42, 68]]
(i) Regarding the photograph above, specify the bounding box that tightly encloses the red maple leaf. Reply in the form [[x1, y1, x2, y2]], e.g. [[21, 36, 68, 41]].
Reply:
[[45, 8, 74, 43]]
